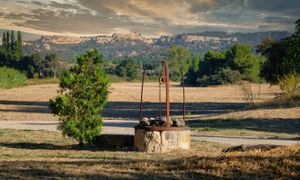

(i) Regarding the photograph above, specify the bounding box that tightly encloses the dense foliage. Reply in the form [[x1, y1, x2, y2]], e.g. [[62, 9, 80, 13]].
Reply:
[[115, 59, 139, 81], [49, 50, 109, 146], [0, 31, 23, 67], [185, 44, 263, 86], [0, 67, 27, 89], [259, 19, 300, 84], [168, 45, 191, 81], [0, 31, 60, 79]]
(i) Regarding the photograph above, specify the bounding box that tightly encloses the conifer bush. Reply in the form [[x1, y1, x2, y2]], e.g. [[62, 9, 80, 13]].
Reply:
[[49, 50, 109, 146]]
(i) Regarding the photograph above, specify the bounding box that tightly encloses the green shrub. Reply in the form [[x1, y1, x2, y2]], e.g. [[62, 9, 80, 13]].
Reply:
[[0, 67, 27, 89], [49, 50, 109, 147], [198, 68, 241, 86], [115, 59, 139, 81], [215, 68, 241, 85]]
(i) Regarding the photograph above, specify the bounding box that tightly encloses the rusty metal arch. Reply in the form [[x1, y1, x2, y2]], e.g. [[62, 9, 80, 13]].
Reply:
[[138, 61, 186, 128]]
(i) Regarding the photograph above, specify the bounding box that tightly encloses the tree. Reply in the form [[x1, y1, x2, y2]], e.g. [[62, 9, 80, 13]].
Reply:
[[168, 45, 191, 120], [168, 45, 191, 82], [185, 55, 201, 85], [115, 59, 139, 81], [43, 53, 58, 78], [32, 52, 43, 78], [18, 55, 36, 78], [199, 50, 226, 76], [256, 37, 276, 54], [5, 31, 10, 52], [17, 31, 23, 58], [10, 30, 16, 53], [296, 19, 300, 35], [49, 50, 109, 147], [2, 32, 7, 52], [226, 44, 261, 82], [196, 50, 242, 86], [260, 19, 300, 84]]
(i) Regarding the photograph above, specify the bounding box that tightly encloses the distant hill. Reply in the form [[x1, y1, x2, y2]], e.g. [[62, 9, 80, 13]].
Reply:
[[23, 31, 290, 62]]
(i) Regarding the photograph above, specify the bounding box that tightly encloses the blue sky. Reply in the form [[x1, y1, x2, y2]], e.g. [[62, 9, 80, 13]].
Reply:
[[0, 0, 299, 36]]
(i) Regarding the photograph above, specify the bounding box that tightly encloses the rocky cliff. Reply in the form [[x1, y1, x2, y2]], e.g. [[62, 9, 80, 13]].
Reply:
[[24, 31, 290, 62]]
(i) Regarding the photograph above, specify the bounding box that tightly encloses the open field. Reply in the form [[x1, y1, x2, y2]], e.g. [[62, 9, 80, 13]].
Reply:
[[0, 82, 299, 140], [0, 82, 282, 121], [0, 82, 299, 178], [0, 129, 299, 179]]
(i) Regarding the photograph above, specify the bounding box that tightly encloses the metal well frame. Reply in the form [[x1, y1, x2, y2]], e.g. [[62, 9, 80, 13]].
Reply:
[[138, 61, 188, 131]]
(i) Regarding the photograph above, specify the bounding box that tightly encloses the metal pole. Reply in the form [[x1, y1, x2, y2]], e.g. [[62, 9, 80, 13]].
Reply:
[[182, 75, 186, 122], [163, 61, 171, 127], [139, 68, 145, 122], [159, 82, 162, 119]]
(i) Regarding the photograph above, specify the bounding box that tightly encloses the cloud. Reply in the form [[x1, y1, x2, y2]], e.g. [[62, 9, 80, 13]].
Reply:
[[0, 0, 299, 36]]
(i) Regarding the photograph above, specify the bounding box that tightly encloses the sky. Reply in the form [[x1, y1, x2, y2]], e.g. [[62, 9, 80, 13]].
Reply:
[[0, 0, 299, 37]]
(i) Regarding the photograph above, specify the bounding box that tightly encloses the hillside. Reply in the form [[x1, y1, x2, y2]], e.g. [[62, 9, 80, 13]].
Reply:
[[24, 31, 290, 62]]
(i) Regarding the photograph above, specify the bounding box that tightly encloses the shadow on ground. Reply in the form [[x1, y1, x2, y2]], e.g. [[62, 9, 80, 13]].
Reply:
[[189, 118, 300, 136], [0, 142, 129, 152], [0, 154, 298, 179], [0, 100, 247, 118], [0, 142, 91, 150]]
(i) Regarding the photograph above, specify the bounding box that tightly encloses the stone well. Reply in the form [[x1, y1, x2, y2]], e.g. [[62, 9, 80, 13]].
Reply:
[[135, 61, 190, 153], [134, 126, 190, 153]]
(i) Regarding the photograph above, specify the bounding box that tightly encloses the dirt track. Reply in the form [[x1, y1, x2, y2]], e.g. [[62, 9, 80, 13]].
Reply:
[[0, 120, 298, 145]]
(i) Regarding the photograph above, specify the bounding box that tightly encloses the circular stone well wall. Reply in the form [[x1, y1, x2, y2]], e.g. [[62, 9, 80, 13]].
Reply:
[[134, 127, 190, 153]]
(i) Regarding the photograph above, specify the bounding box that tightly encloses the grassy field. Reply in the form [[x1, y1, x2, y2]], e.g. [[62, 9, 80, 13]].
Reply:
[[0, 129, 299, 179]]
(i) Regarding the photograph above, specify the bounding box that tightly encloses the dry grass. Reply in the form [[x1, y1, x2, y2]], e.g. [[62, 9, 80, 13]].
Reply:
[[0, 129, 299, 179], [26, 78, 59, 86], [0, 82, 299, 139], [181, 144, 300, 179], [190, 107, 300, 139], [0, 82, 281, 121]]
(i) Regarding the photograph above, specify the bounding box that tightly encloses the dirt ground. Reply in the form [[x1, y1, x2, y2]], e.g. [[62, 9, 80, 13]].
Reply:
[[0, 82, 299, 140], [0, 83, 299, 179], [0, 82, 282, 121]]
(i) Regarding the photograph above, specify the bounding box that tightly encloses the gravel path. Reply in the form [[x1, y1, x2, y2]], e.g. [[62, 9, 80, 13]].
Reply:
[[0, 120, 138, 135], [0, 120, 298, 146]]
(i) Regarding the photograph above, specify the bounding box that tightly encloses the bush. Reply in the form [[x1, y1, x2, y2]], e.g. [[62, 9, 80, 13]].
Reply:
[[198, 68, 241, 86], [115, 59, 139, 81], [278, 73, 300, 99], [0, 67, 27, 88], [215, 68, 242, 85], [49, 50, 109, 146]]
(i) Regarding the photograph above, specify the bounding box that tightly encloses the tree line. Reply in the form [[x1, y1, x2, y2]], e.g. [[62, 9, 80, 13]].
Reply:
[[0, 30, 59, 79], [104, 19, 299, 95]]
